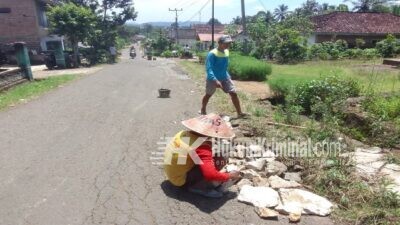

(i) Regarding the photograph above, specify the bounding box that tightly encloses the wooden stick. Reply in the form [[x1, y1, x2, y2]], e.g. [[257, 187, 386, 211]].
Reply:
[[266, 121, 307, 129]]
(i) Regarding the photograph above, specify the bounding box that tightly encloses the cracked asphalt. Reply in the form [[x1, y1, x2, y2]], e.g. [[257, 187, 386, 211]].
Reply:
[[0, 51, 335, 225]]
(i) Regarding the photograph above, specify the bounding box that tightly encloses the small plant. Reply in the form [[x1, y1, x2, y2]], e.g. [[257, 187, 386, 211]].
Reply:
[[161, 50, 173, 58], [376, 34, 399, 58], [355, 38, 366, 48], [228, 53, 272, 81], [251, 105, 267, 117], [293, 76, 361, 115]]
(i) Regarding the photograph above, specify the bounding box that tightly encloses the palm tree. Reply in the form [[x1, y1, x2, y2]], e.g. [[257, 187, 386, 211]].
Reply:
[[345, 0, 392, 12], [274, 4, 289, 21]]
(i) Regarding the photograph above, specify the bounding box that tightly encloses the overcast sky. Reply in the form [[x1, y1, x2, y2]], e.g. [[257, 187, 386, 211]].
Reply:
[[134, 0, 348, 24]]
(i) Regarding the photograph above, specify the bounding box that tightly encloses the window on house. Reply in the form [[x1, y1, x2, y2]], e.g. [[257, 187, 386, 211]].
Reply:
[[35, 2, 48, 27]]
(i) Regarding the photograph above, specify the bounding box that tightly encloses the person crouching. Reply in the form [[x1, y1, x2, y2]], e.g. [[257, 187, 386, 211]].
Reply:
[[163, 113, 240, 198]]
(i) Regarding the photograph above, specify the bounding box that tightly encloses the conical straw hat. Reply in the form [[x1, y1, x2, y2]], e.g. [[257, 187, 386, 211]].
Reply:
[[182, 113, 235, 139]]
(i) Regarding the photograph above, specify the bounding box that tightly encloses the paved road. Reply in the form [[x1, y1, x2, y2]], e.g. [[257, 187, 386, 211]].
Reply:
[[0, 51, 335, 225]]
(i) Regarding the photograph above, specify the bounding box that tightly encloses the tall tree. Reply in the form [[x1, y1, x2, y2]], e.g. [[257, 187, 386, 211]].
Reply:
[[207, 18, 222, 25], [393, 5, 400, 15], [345, 0, 392, 12], [47, 3, 97, 67], [298, 0, 321, 16], [274, 4, 290, 21], [337, 4, 350, 11]]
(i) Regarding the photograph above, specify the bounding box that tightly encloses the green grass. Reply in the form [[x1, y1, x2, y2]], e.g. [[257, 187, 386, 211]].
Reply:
[[268, 59, 400, 94], [0, 75, 78, 111]]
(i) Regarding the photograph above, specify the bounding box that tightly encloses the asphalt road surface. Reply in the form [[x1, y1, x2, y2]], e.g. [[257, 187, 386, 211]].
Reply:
[[0, 51, 335, 225]]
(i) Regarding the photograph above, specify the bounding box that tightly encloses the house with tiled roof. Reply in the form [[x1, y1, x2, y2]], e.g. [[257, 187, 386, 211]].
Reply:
[[310, 12, 400, 47]]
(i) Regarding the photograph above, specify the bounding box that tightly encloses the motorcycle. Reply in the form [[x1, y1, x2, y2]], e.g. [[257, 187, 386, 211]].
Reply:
[[130, 50, 136, 59]]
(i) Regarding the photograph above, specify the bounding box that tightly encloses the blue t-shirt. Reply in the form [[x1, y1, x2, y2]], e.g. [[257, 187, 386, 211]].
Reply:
[[206, 48, 230, 81]]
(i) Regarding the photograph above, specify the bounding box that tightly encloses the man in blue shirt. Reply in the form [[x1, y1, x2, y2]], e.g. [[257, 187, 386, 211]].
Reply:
[[201, 35, 247, 118]]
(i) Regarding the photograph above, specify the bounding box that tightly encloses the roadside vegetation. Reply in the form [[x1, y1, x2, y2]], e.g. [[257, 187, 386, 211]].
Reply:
[[46, 0, 138, 66], [0, 75, 77, 111], [179, 55, 400, 224]]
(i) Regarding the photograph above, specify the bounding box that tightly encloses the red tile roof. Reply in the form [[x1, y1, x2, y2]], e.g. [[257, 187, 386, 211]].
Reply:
[[197, 33, 225, 42], [312, 12, 400, 34]]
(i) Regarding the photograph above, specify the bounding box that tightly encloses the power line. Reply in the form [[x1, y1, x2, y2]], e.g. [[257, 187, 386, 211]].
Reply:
[[182, 0, 211, 24], [257, 0, 268, 12]]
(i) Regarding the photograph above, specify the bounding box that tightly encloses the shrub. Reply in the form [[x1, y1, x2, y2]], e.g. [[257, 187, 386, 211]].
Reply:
[[376, 34, 399, 58], [362, 48, 381, 59], [161, 50, 172, 58], [355, 38, 366, 48], [274, 29, 307, 63], [198, 51, 208, 64], [292, 76, 361, 115], [308, 43, 329, 60], [308, 40, 348, 60], [228, 53, 272, 81], [363, 95, 400, 120], [344, 48, 363, 59]]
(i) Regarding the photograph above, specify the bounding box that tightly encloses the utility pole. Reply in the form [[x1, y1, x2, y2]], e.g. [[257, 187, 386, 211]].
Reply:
[[211, 0, 215, 49], [169, 8, 183, 45], [241, 0, 248, 53]]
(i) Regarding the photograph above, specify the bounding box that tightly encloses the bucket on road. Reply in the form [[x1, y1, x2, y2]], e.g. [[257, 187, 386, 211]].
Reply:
[[158, 88, 171, 98]]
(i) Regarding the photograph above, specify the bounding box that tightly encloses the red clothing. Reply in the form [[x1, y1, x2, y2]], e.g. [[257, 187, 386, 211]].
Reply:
[[195, 144, 230, 182]]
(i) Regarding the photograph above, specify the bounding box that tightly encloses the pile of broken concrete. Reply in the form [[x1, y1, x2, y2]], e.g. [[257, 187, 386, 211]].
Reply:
[[222, 143, 335, 223]]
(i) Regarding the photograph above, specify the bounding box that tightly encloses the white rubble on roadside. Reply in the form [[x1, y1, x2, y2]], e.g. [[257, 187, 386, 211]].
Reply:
[[245, 158, 266, 171], [252, 176, 270, 187], [269, 175, 301, 189], [241, 169, 261, 180], [233, 145, 247, 159], [380, 163, 400, 194], [236, 179, 253, 189], [248, 144, 264, 157], [229, 158, 246, 166], [238, 185, 280, 208], [342, 147, 387, 180], [289, 212, 302, 223], [276, 189, 334, 216], [254, 207, 279, 219], [265, 161, 288, 176], [225, 164, 239, 173], [284, 172, 302, 183], [261, 150, 276, 162]]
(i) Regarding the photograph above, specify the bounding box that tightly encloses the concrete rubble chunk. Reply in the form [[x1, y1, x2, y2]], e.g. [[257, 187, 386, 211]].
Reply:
[[254, 207, 279, 219], [380, 164, 400, 194], [241, 169, 260, 180], [226, 164, 239, 173], [293, 165, 305, 172], [284, 172, 302, 183], [269, 175, 301, 189], [265, 161, 288, 176], [252, 176, 269, 187], [238, 185, 280, 208], [236, 179, 253, 189], [248, 144, 265, 158], [289, 212, 301, 223], [245, 158, 266, 171], [262, 150, 276, 162], [228, 158, 246, 166], [233, 145, 247, 159], [357, 147, 382, 154], [356, 161, 386, 179], [340, 147, 387, 180], [277, 189, 334, 216]]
